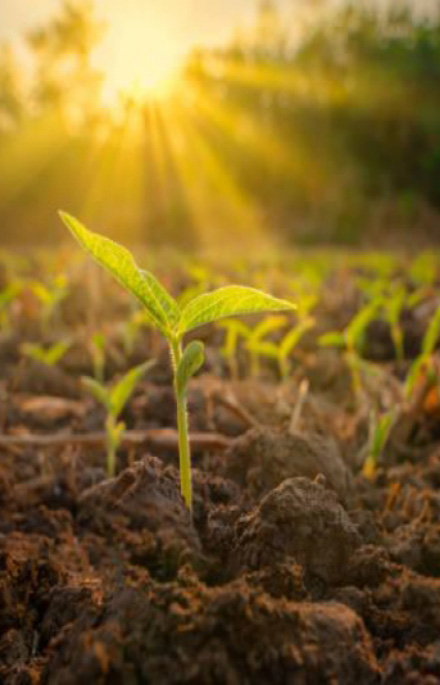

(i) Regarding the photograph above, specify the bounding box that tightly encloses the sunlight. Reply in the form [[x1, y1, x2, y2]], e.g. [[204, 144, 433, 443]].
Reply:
[[92, 13, 186, 105]]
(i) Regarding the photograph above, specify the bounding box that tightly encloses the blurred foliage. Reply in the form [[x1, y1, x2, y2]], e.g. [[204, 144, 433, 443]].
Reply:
[[1, 0, 440, 246]]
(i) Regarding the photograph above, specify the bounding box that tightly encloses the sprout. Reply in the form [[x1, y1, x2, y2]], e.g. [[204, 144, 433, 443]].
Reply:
[[31, 275, 68, 329], [362, 409, 396, 479], [60, 212, 296, 510], [90, 331, 106, 383], [247, 317, 314, 380], [405, 303, 440, 400], [83, 360, 155, 477], [21, 340, 71, 367], [319, 298, 381, 396]]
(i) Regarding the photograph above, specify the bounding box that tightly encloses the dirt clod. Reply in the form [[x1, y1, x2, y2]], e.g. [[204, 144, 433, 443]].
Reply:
[[224, 427, 351, 501], [232, 476, 360, 585]]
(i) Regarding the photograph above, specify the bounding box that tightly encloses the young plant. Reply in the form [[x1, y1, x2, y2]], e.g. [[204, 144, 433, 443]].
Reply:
[[21, 340, 71, 367], [319, 298, 381, 396], [83, 360, 155, 477], [90, 331, 106, 382], [381, 285, 406, 362], [60, 212, 295, 510], [405, 303, 440, 400], [362, 409, 396, 479], [245, 315, 288, 376], [247, 317, 315, 380], [218, 319, 252, 380], [31, 274, 68, 329]]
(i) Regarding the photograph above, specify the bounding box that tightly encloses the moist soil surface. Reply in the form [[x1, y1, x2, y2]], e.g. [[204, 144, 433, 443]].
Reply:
[[1, 261, 440, 684]]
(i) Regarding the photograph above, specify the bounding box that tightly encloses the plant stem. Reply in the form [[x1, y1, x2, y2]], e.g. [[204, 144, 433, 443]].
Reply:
[[170, 339, 192, 510], [106, 418, 116, 478], [107, 442, 116, 478]]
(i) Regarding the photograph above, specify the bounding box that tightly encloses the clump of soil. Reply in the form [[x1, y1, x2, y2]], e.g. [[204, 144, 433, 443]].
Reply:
[[43, 580, 380, 685], [77, 457, 201, 580], [231, 477, 360, 586], [223, 428, 351, 500]]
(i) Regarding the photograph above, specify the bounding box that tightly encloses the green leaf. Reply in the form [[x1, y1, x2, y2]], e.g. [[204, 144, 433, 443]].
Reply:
[[178, 286, 295, 336], [280, 319, 314, 358], [404, 354, 426, 398], [21, 343, 46, 364], [217, 319, 252, 338], [370, 411, 395, 458], [44, 341, 71, 365], [246, 340, 279, 359], [22, 341, 70, 366], [59, 212, 179, 336], [346, 299, 381, 350], [82, 376, 111, 410], [110, 359, 155, 417], [140, 270, 180, 327], [176, 341, 205, 395], [319, 331, 346, 348], [249, 315, 287, 343], [422, 305, 440, 356]]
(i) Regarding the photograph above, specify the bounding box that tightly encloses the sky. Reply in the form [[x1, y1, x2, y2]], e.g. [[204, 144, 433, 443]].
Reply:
[[0, 0, 267, 48], [0, 0, 437, 100], [0, 0, 277, 99]]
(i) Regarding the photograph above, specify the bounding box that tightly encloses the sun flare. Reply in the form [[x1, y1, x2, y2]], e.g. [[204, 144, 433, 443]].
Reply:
[[92, 13, 186, 105]]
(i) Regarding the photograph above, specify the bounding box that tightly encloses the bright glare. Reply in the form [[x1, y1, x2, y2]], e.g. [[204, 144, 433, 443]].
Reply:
[[92, 16, 186, 104]]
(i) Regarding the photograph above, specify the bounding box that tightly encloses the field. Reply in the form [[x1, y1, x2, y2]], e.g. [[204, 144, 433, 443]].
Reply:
[[1, 246, 440, 683]]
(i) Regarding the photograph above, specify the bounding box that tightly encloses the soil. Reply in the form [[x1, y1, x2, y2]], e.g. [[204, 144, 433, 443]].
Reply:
[[1, 261, 440, 684]]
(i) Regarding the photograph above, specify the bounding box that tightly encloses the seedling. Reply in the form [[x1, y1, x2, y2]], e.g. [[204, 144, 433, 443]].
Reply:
[[219, 315, 288, 378], [245, 315, 288, 376], [90, 331, 106, 382], [405, 303, 440, 400], [247, 317, 315, 380], [362, 409, 396, 479], [218, 319, 252, 380], [320, 298, 381, 396], [31, 274, 68, 328], [60, 212, 295, 510], [21, 340, 71, 367], [381, 284, 406, 362], [83, 360, 155, 477]]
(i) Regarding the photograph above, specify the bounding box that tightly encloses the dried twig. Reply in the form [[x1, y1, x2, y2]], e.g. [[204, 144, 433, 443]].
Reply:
[[0, 429, 232, 452]]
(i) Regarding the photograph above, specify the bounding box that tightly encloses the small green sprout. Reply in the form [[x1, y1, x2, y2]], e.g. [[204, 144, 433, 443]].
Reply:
[[21, 340, 71, 367], [247, 317, 315, 380], [362, 409, 396, 479], [381, 284, 406, 362], [90, 331, 106, 382], [60, 212, 295, 510], [83, 360, 155, 477], [405, 303, 440, 400], [31, 275, 68, 328], [218, 319, 252, 380], [219, 315, 289, 378], [320, 299, 381, 396], [245, 315, 288, 376]]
